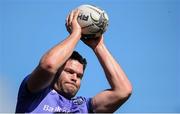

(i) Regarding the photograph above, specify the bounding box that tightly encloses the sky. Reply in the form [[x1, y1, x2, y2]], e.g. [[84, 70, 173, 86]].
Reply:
[[0, 0, 180, 113]]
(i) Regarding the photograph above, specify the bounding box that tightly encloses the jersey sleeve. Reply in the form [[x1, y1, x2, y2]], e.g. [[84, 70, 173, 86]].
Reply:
[[16, 76, 31, 102], [16, 75, 50, 112], [17, 75, 47, 101], [85, 97, 94, 113]]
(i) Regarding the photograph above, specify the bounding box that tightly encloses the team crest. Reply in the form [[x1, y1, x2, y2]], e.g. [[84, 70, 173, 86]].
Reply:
[[72, 97, 85, 105]]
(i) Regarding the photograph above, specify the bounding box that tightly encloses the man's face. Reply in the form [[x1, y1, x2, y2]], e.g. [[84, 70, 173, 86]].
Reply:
[[54, 59, 84, 98]]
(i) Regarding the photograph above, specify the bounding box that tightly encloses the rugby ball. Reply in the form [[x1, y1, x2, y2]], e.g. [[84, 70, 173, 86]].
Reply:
[[76, 4, 109, 38]]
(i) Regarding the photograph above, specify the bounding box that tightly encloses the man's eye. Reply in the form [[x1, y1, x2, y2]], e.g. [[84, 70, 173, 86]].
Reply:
[[77, 75, 82, 79], [66, 70, 73, 74]]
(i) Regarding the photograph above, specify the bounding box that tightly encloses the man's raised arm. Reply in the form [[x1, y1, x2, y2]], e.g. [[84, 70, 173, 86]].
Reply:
[[27, 10, 81, 93], [82, 35, 132, 112]]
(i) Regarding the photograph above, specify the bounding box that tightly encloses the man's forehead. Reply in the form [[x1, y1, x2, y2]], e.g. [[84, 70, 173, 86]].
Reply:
[[65, 59, 83, 72]]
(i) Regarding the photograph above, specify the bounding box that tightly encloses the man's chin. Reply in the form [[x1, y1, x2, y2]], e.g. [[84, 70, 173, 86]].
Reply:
[[65, 84, 78, 96], [55, 84, 79, 98], [62, 87, 78, 98], [67, 89, 77, 97]]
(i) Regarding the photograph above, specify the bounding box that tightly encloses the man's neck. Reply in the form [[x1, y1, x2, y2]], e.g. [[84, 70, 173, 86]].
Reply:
[[53, 88, 73, 100]]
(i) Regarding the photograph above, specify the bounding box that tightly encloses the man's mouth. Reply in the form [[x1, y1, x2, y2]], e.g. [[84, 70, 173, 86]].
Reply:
[[66, 82, 77, 88]]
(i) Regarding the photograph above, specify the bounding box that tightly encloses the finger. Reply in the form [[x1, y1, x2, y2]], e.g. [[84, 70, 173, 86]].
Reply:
[[68, 10, 74, 25], [73, 9, 80, 20]]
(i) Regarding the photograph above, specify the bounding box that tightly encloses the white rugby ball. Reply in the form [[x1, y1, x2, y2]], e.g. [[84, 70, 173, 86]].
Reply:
[[76, 4, 109, 38]]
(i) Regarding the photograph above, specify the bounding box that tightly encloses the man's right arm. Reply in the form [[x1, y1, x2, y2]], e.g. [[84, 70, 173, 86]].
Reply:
[[27, 10, 81, 93]]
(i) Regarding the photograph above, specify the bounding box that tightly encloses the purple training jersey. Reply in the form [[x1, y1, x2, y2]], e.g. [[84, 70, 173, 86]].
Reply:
[[16, 76, 93, 113]]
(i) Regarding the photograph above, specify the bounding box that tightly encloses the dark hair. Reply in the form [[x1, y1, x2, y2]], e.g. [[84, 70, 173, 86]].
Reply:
[[69, 51, 87, 71]]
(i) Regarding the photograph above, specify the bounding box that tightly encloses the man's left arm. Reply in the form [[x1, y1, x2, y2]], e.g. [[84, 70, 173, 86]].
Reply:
[[82, 36, 132, 112]]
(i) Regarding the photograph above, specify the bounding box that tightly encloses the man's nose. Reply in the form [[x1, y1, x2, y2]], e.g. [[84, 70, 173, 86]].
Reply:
[[71, 73, 77, 82]]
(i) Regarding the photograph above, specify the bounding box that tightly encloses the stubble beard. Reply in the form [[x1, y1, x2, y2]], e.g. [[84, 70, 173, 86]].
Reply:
[[54, 82, 78, 99]]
